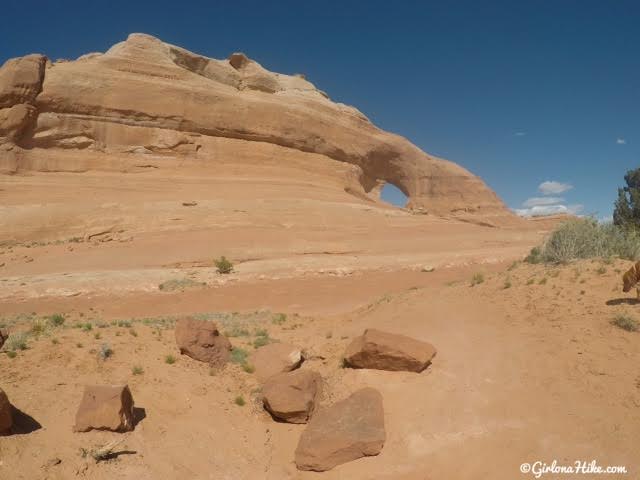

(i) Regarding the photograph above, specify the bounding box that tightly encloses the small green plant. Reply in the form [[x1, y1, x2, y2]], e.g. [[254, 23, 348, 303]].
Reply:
[[253, 336, 270, 348], [230, 347, 249, 364], [242, 363, 255, 374], [82, 323, 93, 332], [94, 332, 101, 340], [470, 272, 485, 286], [538, 277, 548, 285], [526, 278, 535, 285], [214, 256, 234, 274], [165, 354, 176, 364], [596, 266, 607, 275], [31, 318, 48, 336], [503, 277, 512, 289], [271, 313, 287, 325], [98, 343, 113, 360], [49, 313, 66, 326], [6, 350, 17, 359], [117, 320, 132, 328], [132, 365, 144, 375], [234, 395, 246, 406], [611, 314, 639, 332]]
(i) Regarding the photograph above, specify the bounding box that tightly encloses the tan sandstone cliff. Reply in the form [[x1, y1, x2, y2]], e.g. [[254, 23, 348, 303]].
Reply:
[[0, 33, 512, 219]]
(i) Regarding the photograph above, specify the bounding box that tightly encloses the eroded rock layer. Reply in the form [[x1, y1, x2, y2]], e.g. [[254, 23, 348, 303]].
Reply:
[[0, 33, 510, 217]]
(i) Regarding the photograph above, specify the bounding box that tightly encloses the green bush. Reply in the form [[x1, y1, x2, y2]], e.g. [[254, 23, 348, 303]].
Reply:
[[49, 313, 66, 326], [230, 347, 249, 364], [525, 218, 640, 264], [214, 256, 233, 274]]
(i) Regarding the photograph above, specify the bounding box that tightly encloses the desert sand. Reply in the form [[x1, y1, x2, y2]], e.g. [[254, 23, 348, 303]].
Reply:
[[1, 34, 638, 480]]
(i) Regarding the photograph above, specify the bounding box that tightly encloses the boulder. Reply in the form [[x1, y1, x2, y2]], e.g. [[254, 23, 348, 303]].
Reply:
[[174, 317, 231, 366], [343, 328, 436, 372], [249, 342, 303, 382], [73, 385, 135, 432], [263, 369, 322, 423], [295, 387, 385, 471], [0, 388, 12, 434], [0, 54, 47, 108]]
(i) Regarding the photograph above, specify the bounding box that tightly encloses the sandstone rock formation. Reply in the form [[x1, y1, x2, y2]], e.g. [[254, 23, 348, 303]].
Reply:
[[344, 328, 436, 372], [295, 387, 385, 471], [0, 33, 511, 218], [262, 369, 322, 423], [249, 342, 303, 382], [174, 317, 231, 366], [0, 387, 12, 434], [73, 385, 135, 432]]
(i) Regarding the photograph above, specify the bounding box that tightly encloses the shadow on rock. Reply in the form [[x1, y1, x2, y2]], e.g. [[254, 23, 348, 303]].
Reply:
[[11, 406, 42, 434]]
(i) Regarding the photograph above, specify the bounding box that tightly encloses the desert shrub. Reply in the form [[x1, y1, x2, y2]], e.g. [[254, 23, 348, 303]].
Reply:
[[98, 343, 113, 360], [5, 332, 29, 351], [117, 320, 132, 328], [49, 313, 66, 326], [165, 354, 176, 364], [230, 347, 249, 364], [526, 218, 640, 264], [6, 350, 17, 358], [503, 278, 512, 289], [30, 318, 49, 336], [234, 395, 246, 406], [94, 332, 101, 340], [253, 329, 270, 348], [611, 314, 639, 332], [271, 313, 287, 325], [132, 365, 144, 375], [242, 363, 255, 374], [470, 272, 484, 286], [82, 323, 93, 332], [225, 325, 250, 337], [214, 256, 233, 274], [595, 266, 607, 275]]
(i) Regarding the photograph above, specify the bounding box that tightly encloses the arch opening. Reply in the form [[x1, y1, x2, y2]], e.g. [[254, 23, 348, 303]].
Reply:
[[380, 182, 408, 208]]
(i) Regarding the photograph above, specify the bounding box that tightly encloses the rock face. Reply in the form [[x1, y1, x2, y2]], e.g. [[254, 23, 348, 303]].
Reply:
[[295, 387, 385, 471], [73, 385, 135, 432], [344, 328, 436, 372], [249, 342, 303, 382], [0, 33, 511, 218], [174, 317, 231, 366], [0, 388, 12, 434], [262, 369, 322, 423]]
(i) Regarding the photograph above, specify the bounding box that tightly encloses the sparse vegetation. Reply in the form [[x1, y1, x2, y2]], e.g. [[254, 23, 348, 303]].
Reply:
[[526, 278, 535, 285], [234, 395, 246, 406], [271, 313, 287, 325], [94, 332, 101, 340], [49, 313, 66, 326], [129, 328, 138, 337], [82, 322, 93, 332], [98, 343, 113, 360], [5, 332, 29, 351], [6, 350, 17, 359], [538, 277, 547, 285], [158, 278, 204, 291], [503, 277, 512, 289], [470, 272, 485, 286], [611, 314, 639, 332], [242, 363, 255, 374], [253, 329, 270, 348], [225, 325, 250, 337], [214, 256, 234, 274], [165, 354, 176, 364], [230, 347, 249, 364], [596, 266, 607, 275], [132, 365, 144, 375], [525, 218, 640, 264]]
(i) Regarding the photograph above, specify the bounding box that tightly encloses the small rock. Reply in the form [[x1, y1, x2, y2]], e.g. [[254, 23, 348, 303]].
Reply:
[[73, 385, 135, 432], [174, 317, 231, 366], [249, 342, 303, 382], [182, 201, 198, 207], [343, 328, 436, 372], [263, 370, 322, 423], [421, 265, 435, 272], [295, 387, 385, 471], [0, 388, 12, 435]]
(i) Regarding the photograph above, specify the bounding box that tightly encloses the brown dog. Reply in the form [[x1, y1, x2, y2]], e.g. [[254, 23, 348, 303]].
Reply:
[[622, 261, 640, 298]]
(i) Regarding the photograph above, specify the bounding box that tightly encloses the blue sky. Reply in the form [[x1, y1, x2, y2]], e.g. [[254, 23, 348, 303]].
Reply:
[[2, 0, 638, 218]]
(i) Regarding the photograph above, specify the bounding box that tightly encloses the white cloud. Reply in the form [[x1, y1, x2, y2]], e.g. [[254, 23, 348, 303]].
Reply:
[[538, 181, 573, 195], [522, 197, 564, 208], [514, 204, 583, 217], [616, 138, 626, 145], [514, 132, 526, 137]]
